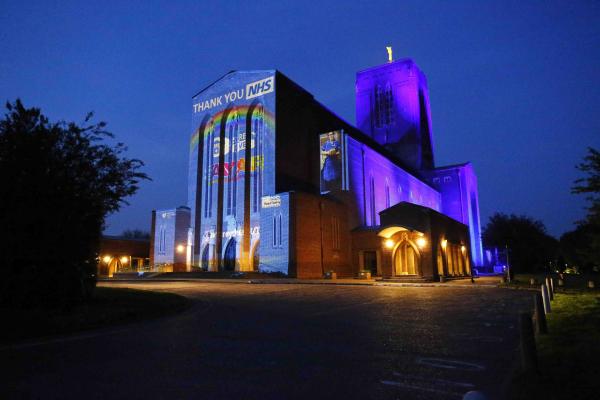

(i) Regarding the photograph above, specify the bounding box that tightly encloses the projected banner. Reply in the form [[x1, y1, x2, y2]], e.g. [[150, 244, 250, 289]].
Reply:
[[320, 130, 348, 194]]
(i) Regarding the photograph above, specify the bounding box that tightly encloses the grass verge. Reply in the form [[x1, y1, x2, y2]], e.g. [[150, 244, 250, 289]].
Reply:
[[510, 290, 600, 399], [0, 287, 189, 344]]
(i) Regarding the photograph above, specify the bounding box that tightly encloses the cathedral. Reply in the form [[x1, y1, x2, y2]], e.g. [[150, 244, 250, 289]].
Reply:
[[150, 58, 483, 280]]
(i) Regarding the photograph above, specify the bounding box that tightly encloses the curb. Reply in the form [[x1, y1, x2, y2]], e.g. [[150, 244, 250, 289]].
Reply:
[[98, 278, 501, 289]]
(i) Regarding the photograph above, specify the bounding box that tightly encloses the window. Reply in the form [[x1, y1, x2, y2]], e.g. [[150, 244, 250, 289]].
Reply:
[[272, 215, 277, 247], [385, 180, 390, 209], [251, 105, 264, 213], [444, 176, 452, 183], [370, 175, 376, 226], [374, 83, 394, 128], [203, 121, 214, 218], [226, 114, 238, 216], [272, 213, 283, 248], [158, 226, 166, 255]]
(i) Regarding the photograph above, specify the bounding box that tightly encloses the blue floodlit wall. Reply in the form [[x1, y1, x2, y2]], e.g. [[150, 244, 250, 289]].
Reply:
[[428, 164, 484, 266], [188, 71, 278, 271], [345, 135, 441, 227], [258, 192, 290, 274]]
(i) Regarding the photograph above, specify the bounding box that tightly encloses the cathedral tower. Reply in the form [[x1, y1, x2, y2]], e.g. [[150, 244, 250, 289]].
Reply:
[[356, 59, 435, 172]]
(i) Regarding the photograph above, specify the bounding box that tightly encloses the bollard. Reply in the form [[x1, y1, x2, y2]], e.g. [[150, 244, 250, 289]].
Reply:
[[529, 278, 536, 286], [546, 277, 554, 300], [541, 284, 551, 314], [558, 278, 564, 287], [519, 312, 538, 372], [549, 277, 555, 295], [589, 281, 595, 289], [533, 292, 548, 334]]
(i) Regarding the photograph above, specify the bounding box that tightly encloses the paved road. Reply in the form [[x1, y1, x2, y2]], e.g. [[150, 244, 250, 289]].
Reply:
[[1, 282, 533, 400]]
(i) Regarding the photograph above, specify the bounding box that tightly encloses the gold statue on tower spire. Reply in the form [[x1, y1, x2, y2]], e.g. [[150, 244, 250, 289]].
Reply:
[[386, 46, 393, 63]]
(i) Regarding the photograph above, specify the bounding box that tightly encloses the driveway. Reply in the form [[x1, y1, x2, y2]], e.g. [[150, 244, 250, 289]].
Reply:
[[1, 282, 532, 399]]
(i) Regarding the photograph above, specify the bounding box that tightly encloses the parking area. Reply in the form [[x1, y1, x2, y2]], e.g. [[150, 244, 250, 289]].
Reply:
[[1, 282, 532, 399]]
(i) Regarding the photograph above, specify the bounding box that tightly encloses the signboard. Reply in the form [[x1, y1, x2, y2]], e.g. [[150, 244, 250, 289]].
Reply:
[[261, 195, 281, 208]]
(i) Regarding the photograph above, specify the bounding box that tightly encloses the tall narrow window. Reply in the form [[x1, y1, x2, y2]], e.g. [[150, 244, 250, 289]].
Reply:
[[272, 215, 277, 247], [385, 180, 390, 209], [226, 113, 238, 216], [374, 83, 394, 128], [370, 175, 376, 226], [204, 121, 214, 218], [251, 105, 264, 213], [277, 214, 282, 247]]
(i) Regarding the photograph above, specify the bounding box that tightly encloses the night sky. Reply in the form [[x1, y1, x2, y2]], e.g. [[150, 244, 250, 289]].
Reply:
[[1, 1, 599, 238]]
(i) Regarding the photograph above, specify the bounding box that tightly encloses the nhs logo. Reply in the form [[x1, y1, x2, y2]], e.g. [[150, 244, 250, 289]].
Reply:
[[245, 76, 274, 100]]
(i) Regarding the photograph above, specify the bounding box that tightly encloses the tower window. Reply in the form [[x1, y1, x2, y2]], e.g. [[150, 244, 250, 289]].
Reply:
[[374, 83, 394, 129]]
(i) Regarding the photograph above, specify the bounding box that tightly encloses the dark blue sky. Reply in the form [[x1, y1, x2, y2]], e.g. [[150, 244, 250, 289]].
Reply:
[[2, 1, 599, 238]]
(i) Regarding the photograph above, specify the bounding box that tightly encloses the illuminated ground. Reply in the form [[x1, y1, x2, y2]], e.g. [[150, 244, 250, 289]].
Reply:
[[1, 282, 532, 399]]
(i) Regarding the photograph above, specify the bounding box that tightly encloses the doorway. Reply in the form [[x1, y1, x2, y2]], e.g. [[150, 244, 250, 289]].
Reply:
[[363, 251, 378, 276], [394, 241, 419, 275], [223, 239, 236, 271]]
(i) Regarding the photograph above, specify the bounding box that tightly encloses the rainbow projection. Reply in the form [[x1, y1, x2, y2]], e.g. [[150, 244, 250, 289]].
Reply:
[[188, 71, 277, 271]]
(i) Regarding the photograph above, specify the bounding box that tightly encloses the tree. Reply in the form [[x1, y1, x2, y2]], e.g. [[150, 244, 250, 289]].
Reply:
[[0, 100, 148, 307], [482, 213, 558, 275], [122, 229, 150, 239], [572, 147, 600, 225], [562, 147, 600, 272]]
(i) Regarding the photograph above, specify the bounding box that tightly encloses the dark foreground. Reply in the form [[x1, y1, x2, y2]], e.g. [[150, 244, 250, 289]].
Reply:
[[1, 282, 532, 400]]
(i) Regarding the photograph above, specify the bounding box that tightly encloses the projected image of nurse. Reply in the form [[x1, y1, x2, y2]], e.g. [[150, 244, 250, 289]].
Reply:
[[320, 131, 342, 193]]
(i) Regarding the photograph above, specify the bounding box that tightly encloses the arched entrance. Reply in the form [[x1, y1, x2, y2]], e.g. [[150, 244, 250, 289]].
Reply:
[[107, 258, 122, 278], [223, 239, 236, 271], [394, 240, 419, 275], [437, 245, 445, 276], [250, 240, 260, 271], [201, 245, 210, 271]]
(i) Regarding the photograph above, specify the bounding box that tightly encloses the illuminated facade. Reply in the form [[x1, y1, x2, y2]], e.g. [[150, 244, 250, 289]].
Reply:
[[152, 59, 483, 280]]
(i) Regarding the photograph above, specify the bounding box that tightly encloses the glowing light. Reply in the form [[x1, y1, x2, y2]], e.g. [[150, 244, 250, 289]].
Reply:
[[176, 244, 186, 254], [441, 239, 447, 249], [416, 237, 427, 248], [386, 46, 393, 63], [102, 255, 111, 263], [385, 239, 395, 249], [120, 256, 128, 264], [461, 245, 466, 253]]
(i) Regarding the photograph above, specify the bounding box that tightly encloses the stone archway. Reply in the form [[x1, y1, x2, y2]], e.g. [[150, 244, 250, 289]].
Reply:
[[201, 245, 210, 271], [223, 238, 236, 272], [393, 240, 420, 276], [250, 240, 260, 271]]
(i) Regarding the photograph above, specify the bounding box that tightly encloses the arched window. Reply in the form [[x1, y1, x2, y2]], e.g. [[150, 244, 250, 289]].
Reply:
[[203, 120, 215, 218], [385, 179, 390, 209], [226, 112, 238, 216], [374, 83, 394, 128], [251, 105, 264, 213], [369, 175, 376, 226]]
